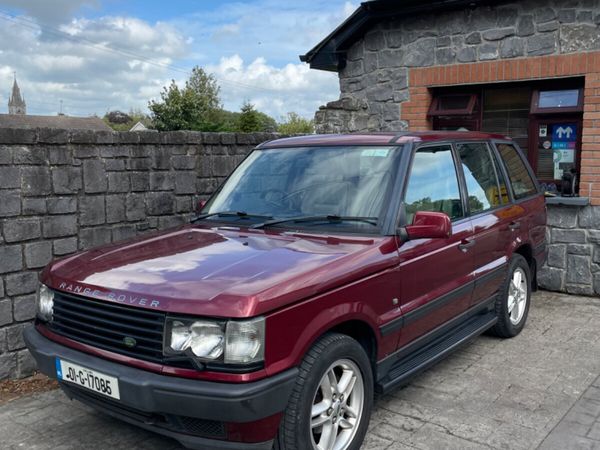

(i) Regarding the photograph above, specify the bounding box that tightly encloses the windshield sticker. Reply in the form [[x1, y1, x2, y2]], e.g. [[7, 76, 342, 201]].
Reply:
[[361, 148, 389, 157]]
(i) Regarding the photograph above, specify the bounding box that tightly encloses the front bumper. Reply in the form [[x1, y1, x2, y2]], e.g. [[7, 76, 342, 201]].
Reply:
[[24, 325, 297, 449]]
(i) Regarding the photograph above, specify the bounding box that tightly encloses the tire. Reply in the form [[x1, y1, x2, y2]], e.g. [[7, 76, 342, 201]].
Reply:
[[489, 254, 532, 338], [275, 333, 374, 450]]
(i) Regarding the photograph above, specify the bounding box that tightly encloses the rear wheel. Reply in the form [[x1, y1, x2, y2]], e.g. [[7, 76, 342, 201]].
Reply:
[[490, 254, 531, 338], [275, 333, 373, 450]]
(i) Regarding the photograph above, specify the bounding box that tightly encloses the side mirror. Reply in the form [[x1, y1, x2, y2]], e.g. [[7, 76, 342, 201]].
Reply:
[[196, 199, 207, 213], [405, 211, 452, 240]]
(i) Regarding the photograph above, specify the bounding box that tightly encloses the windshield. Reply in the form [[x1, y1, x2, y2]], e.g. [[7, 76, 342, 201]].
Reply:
[[202, 145, 403, 231]]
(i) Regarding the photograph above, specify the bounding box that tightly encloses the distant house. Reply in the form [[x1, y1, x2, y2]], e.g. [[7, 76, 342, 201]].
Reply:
[[130, 121, 149, 131], [0, 113, 112, 131]]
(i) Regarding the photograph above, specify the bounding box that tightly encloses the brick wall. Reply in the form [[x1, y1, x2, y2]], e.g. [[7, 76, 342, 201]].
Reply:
[[403, 52, 600, 205], [0, 128, 279, 379]]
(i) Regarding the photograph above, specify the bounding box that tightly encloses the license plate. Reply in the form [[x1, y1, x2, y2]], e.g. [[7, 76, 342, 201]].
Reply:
[[56, 358, 120, 400]]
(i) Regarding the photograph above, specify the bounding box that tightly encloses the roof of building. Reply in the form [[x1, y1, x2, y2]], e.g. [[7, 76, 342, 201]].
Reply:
[[300, 0, 509, 72], [258, 131, 511, 148], [0, 113, 112, 131]]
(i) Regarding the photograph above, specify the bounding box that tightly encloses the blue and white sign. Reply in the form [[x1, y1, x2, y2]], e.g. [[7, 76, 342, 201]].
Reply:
[[552, 123, 577, 142]]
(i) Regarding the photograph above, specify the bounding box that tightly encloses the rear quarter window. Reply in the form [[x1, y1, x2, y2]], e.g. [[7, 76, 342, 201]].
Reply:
[[496, 143, 538, 200]]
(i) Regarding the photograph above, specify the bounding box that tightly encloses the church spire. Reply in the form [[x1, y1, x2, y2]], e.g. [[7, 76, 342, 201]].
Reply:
[[8, 72, 26, 115]]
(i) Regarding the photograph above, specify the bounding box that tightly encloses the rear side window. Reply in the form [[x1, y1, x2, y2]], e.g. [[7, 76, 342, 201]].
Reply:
[[404, 145, 463, 223], [456, 142, 506, 214], [496, 143, 538, 199]]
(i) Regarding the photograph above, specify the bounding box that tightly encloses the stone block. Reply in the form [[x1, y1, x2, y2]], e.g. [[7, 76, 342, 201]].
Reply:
[[25, 241, 53, 268], [497, 7, 519, 27], [48, 147, 72, 165], [175, 172, 197, 195], [80, 196, 105, 226], [105, 159, 126, 171], [151, 148, 172, 169], [158, 215, 187, 229], [220, 133, 236, 145], [147, 192, 175, 215], [0, 299, 12, 326], [565, 284, 594, 296], [558, 9, 576, 23], [149, 172, 175, 191], [579, 206, 600, 229], [172, 155, 197, 170], [106, 195, 126, 223], [567, 254, 592, 285], [516, 14, 535, 37], [107, 172, 130, 193], [17, 350, 36, 378], [83, 160, 107, 193], [3, 218, 40, 243], [465, 32, 481, 45], [38, 128, 68, 144], [0, 147, 10, 164], [138, 132, 160, 144], [99, 146, 129, 158], [479, 43, 498, 61], [404, 38, 435, 67], [73, 146, 98, 158], [0, 353, 16, 379], [21, 166, 51, 196], [378, 49, 404, 68], [79, 227, 112, 250], [112, 224, 137, 242], [538, 20, 559, 32], [12, 147, 47, 165], [13, 293, 36, 321], [131, 146, 150, 158], [0, 166, 20, 188], [568, 244, 592, 256], [0, 245, 23, 274], [52, 166, 82, 194], [22, 198, 46, 215], [0, 190, 20, 217], [553, 229, 586, 244], [130, 172, 149, 191], [0, 128, 35, 145], [6, 271, 38, 296], [42, 215, 77, 238], [594, 274, 600, 295], [547, 244, 567, 269], [482, 28, 514, 41], [46, 197, 77, 214], [176, 196, 192, 213], [527, 33, 557, 56], [53, 237, 78, 255], [535, 7, 556, 23], [0, 277, 3, 297], [500, 37, 525, 58], [6, 323, 26, 351], [537, 266, 564, 291], [547, 206, 578, 228], [126, 193, 146, 221], [127, 158, 151, 170]]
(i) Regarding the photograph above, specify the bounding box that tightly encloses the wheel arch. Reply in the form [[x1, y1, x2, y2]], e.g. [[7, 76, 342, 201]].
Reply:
[[513, 242, 537, 290]]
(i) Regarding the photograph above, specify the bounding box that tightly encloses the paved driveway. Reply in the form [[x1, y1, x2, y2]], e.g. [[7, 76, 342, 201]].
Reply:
[[2, 291, 600, 450]]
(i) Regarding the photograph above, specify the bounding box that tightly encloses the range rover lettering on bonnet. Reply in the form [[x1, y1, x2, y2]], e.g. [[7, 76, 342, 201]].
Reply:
[[57, 282, 161, 308]]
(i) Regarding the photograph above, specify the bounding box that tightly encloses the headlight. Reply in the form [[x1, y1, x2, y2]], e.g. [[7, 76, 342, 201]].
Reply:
[[165, 317, 264, 366], [36, 285, 54, 322]]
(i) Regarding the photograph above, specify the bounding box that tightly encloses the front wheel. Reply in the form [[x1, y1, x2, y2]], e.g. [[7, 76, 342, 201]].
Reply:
[[490, 254, 531, 338], [275, 333, 373, 450]]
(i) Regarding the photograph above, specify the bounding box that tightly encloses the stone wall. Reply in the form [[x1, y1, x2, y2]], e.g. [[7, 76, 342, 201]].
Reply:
[[538, 204, 600, 295], [0, 128, 279, 379], [315, 0, 600, 133]]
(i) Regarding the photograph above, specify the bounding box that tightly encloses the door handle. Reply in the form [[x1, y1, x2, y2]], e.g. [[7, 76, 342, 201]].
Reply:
[[458, 238, 476, 252], [508, 221, 521, 231]]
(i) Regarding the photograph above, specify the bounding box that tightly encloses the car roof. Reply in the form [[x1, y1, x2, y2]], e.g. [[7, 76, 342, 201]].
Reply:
[[258, 131, 511, 149]]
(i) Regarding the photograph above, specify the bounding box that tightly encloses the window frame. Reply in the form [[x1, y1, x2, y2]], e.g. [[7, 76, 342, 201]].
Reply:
[[491, 140, 541, 203], [530, 88, 584, 114], [399, 142, 467, 227], [428, 93, 479, 117], [453, 141, 509, 217]]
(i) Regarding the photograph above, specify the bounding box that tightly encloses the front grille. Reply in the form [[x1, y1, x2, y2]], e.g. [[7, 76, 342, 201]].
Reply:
[[63, 383, 226, 438], [49, 291, 166, 364]]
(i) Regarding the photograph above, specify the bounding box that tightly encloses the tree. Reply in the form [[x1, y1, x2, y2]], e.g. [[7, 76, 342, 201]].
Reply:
[[278, 112, 314, 134], [148, 66, 222, 131], [238, 101, 262, 132]]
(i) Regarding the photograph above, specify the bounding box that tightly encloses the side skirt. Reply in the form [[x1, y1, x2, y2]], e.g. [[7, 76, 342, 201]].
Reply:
[[375, 295, 497, 395]]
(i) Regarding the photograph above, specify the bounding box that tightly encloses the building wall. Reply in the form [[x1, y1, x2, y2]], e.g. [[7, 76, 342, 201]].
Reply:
[[0, 128, 278, 379], [316, 0, 600, 134]]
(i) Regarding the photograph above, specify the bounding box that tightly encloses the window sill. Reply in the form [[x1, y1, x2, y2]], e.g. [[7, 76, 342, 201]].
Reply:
[[545, 196, 589, 207]]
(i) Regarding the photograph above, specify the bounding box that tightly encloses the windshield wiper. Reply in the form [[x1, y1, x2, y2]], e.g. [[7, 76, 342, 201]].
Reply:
[[191, 211, 272, 224], [251, 215, 378, 229]]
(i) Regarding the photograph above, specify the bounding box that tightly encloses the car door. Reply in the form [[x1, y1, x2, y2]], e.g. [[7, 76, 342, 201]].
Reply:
[[455, 141, 517, 304], [395, 144, 475, 349]]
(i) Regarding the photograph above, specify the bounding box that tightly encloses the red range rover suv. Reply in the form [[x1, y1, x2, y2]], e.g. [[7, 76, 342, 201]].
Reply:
[[25, 132, 546, 450]]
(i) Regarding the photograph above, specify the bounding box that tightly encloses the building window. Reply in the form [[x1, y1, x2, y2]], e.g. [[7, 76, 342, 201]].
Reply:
[[428, 93, 480, 130], [530, 88, 583, 114]]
